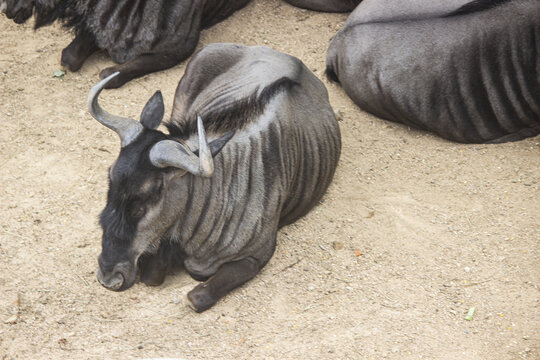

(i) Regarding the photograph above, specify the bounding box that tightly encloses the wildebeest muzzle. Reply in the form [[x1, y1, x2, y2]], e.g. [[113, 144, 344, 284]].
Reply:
[[97, 253, 137, 291]]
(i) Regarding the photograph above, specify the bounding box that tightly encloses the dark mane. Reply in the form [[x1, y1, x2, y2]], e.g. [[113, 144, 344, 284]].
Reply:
[[34, 0, 86, 34], [444, 0, 512, 17], [166, 77, 299, 139]]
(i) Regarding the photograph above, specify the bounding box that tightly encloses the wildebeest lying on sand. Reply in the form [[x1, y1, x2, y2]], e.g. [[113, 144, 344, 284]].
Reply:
[[0, 0, 251, 88], [90, 44, 341, 312], [283, 0, 361, 12], [326, 0, 540, 143]]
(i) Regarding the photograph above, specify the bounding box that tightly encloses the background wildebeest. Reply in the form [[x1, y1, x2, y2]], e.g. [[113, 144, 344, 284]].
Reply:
[[283, 0, 361, 12], [90, 44, 341, 312], [326, 0, 540, 143], [0, 0, 251, 88]]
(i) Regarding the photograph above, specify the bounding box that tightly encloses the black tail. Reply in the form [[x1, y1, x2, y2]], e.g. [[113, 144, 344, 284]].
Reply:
[[325, 65, 340, 84]]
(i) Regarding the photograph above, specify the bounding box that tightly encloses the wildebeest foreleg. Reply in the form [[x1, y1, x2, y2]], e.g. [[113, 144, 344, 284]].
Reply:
[[99, 49, 195, 89], [138, 241, 185, 286], [187, 257, 261, 313], [61, 29, 99, 72], [138, 252, 169, 287]]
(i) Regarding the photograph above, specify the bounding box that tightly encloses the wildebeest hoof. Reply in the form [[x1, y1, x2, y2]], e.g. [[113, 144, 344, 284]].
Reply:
[[61, 49, 84, 72], [187, 284, 217, 313], [99, 67, 125, 89]]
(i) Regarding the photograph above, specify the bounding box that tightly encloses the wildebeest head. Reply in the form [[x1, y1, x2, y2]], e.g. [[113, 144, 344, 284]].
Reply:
[[89, 73, 233, 291]]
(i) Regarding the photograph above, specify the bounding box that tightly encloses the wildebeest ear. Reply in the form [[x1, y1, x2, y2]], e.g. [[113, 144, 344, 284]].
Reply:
[[194, 130, 236, 157], [140, 91, 164, 129]]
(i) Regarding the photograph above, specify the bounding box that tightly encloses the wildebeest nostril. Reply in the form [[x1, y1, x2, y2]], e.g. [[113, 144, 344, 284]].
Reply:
[[96, 268, 125, 291]]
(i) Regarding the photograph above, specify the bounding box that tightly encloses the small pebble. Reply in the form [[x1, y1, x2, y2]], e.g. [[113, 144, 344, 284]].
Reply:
[[4, 315, 18, 324], [359, 208, 375, 218]]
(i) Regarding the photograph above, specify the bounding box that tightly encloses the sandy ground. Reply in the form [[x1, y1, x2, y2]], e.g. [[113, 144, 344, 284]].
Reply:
[[0, 1, 539, 359]]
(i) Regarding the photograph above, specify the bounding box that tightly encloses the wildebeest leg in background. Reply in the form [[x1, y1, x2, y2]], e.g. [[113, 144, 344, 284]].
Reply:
[[187, 257, 261, 313], [61, 29, 99, 72], [99, 38, 198, 89], [283, 0, 360, 12], [485, 125, 540, 144]]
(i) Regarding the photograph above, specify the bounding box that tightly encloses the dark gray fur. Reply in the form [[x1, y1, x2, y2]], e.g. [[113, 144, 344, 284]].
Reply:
[[326, 0, 540, 143], [96, 44, 341, 312], [2, 0, 251, 88], [283, 0, 361, 12]]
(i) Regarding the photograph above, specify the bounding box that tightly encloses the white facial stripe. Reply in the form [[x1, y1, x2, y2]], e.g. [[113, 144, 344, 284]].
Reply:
[[131, 196, 167, 257], [128, 170, 186, 261]]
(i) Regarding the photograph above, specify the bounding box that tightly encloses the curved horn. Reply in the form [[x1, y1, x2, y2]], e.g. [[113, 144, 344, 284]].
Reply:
[[149, 116, 214, 177], [88, 72, 143, 147], [195, 115, 214, 176]]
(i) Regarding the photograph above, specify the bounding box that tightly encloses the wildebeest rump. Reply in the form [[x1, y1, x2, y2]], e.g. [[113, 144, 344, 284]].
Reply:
[[1, 0, 251, 88], [90, 44, 341, 312], [326, 0, 540, 143], [283, 0, 361, 12]]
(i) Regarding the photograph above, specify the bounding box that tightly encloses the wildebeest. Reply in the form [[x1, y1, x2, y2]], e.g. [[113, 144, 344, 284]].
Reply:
[[283, 0, 361, 12], [326, 0, 540, 143], [90, 44, 341, 312], [0, 0, 251, 88]]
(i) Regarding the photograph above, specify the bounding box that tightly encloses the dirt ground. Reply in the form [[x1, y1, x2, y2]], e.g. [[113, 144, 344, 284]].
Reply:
[[0, 1, 539, 359]]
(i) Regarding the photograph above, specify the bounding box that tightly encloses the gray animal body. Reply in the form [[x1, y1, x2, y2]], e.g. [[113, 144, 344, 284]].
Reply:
[[91, 44, 341, 312], [283, 0, 361, 12], [1, 0, 251, 88], [326, 0, 540, 143]]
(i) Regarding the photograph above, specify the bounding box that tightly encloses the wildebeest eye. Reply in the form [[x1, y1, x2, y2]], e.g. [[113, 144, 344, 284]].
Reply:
[[129, 201, 146, 219]]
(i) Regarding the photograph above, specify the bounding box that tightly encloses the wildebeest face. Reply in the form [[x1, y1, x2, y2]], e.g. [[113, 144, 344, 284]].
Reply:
[[90, 72, 172, 291], [97, 132, 176, 291], [90, 73, 231, 292]]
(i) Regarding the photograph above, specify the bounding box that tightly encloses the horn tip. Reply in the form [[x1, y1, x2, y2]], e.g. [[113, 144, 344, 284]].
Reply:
[[88, 72, 122, 107]]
